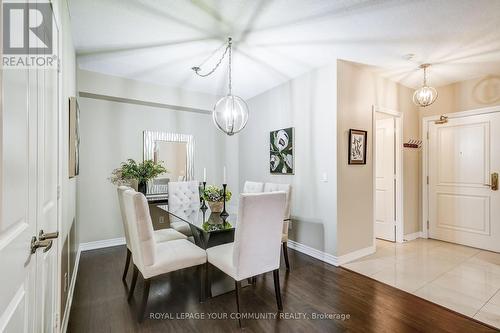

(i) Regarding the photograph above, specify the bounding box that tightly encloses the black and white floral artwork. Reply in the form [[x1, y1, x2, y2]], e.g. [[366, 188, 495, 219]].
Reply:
[[348, 129, 367, 165], [270, 127, 294, 174]]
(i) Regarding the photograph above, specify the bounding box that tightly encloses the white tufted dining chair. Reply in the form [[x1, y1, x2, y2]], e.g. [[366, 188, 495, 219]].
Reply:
[[206, 192, 286, 327], [117, 186, 187, 282], [167, 181, 200, 237], [242, 181, 264, 193], [123, 189, 207, 322]]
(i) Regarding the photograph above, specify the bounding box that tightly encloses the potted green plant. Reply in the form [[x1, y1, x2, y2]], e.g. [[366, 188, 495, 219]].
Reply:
[[110, 159, 167, 194], [201, 185, 232, 213]]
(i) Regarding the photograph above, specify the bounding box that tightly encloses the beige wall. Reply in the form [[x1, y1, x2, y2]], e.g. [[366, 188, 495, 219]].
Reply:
[[336, 60, 420, 255], [419, 75, 500, 118]]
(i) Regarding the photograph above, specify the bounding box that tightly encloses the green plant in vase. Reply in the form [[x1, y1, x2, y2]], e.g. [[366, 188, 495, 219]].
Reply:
[[201, 185, 232, 213], [110, 159, 167, 194]]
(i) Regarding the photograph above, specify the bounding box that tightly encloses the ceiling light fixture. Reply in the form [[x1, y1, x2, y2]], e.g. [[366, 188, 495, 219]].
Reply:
[[192, 37, 249, 136], [413, 63, 438, 107]]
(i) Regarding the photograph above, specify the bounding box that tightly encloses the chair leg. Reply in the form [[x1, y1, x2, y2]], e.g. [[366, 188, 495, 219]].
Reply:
[[282, 242, 290, 271], [235, 281, 242, 328], [122, 248, 131, 281], [200, 264, 206, 303], [138, 279, 151, 322], [205, 262, 212, 298], [128, 265, 138, 302], [273, 269, 283, 312]]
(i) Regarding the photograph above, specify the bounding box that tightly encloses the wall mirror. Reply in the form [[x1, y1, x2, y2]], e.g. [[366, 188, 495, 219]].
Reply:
[[143, 130, 194, 194]]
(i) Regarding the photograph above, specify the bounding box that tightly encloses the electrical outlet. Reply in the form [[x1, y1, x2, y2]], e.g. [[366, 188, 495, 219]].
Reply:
[[159, 216, 165, 224]]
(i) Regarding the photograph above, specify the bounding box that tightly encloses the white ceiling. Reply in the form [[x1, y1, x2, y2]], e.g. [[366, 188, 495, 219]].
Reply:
[[69, 0, 500, 99]]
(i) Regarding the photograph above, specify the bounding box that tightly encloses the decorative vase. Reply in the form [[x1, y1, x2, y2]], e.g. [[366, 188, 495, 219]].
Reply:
[[138, 181, 147, 195], [208, 201, 223, 213]]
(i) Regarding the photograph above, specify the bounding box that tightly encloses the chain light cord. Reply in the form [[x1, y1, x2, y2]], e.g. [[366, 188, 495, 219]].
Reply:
[[228, 37, 232, 95], [192, 37, 232, 79]]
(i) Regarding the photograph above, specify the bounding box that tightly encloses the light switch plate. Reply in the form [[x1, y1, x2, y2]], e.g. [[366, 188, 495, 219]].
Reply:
[[321, 172, 328, 182]]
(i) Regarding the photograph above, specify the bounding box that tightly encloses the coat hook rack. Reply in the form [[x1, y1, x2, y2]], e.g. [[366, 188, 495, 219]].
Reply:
[[403, 139, 422, 149]]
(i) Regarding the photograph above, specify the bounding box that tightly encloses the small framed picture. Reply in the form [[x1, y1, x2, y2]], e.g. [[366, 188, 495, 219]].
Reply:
[[348, 129, 367, 165]]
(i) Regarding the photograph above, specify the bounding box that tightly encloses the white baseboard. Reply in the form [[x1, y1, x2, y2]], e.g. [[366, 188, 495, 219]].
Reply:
[[337, 245, 376, 265], [60, 237, 125, 332], [61, 247, 81, 333], [287, 240, 339, 266], [287, 240, 375, 266], [404, 231, 422, 241], [78, 237, 125, 252]]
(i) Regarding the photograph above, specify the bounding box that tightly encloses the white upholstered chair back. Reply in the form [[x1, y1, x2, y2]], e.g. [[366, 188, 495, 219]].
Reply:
[[123, 189, 156, 272], [117, 186, 132, 249], [243, 181, 264, 193], [168, 181, 200, 208], [264, 183, 291, 220], [233, 192, 286, 279]]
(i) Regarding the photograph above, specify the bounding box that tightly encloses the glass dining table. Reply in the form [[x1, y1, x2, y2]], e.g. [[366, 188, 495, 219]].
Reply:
[[156, 203, 237, 249]]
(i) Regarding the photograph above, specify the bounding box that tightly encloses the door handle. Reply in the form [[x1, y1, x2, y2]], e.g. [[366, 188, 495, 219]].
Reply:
[[39, 229, 59, 241], [30, 236, 53, 254], [492, 172, 498, 191], [484, 173, 498, 191]]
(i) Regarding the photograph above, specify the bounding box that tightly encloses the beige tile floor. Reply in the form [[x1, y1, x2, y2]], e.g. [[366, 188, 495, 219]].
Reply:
[[342, 238, 500, 328]]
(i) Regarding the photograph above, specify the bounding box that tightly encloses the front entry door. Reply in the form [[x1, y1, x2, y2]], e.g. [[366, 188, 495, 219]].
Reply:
[[375, 117, 396, 241], [428, 112, 500, 252]]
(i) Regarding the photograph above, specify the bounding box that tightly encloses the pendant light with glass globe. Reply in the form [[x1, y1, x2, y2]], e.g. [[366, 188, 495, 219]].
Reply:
[[413, 63, 438, 107], [192, 37, 249, 136]]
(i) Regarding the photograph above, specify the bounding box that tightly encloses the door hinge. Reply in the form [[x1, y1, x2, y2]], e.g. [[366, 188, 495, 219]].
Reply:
[[427, 220, 430, 229], [57, 185, 61, 200], [426, 131, 429, 140], [57, 59, 61, 73], [426, 176, 429, 185]]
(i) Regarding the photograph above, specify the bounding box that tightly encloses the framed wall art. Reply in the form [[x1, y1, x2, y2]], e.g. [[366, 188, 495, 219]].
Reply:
[[270, 127, 294, 174], [348, 129, 367, 165]]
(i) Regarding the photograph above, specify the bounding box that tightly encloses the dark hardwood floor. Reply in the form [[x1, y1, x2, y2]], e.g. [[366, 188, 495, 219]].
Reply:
[[67, 245, 497, 333]]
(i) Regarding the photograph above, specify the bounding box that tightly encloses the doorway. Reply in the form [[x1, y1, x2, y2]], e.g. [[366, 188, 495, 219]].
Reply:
[[423, 106, 500, 252], [373, 106, 403, 243]]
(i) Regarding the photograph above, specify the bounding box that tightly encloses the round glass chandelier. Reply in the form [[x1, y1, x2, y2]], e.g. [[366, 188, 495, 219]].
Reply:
[[192, 37, 249, 136], [413, 63, 438, 107]]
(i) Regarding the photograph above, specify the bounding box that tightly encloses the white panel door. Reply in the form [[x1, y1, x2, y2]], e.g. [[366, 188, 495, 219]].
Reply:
[[428, 112, 500, 252], [0, 38, 37, 333], [35, 6, 60, 332], [375, 118, 396, 241]]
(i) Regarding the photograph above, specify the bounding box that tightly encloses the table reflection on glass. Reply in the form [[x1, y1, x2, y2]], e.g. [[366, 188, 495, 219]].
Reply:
[[156, 203, 237, 249]]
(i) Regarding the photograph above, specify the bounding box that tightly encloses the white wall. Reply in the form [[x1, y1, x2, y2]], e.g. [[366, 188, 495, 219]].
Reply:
[[76, 71, 237, 243], [54, 0, 78, 322], [239, 65, 338, 255]]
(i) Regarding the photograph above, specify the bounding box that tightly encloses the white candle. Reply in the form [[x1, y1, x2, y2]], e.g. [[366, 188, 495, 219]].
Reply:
[[203, 168, 206, 182], [223, 166, 227, 184]]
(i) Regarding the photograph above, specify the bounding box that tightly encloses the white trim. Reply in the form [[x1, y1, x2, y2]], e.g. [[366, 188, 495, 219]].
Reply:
[[404, 231, 422, 241], [287, 240, 339, 266], [372, 105, 404, 243], [287, 240, 375, 266], [61, 248, 81, 333], [337, 245, 376, 265], [79, 237, 126, 252], [421, 105, 500, 239]]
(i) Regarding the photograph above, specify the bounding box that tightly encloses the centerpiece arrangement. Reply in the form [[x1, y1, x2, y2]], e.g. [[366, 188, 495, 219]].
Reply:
[[110, 159, 167, 194], [201, 185, 232, 213]]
